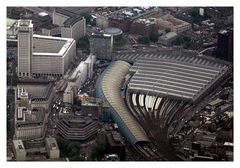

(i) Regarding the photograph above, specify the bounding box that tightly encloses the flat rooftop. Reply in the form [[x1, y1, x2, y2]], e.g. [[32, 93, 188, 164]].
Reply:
[[127, 53, 230, 102], [63, 15, 84, 27], [32, 34, 75, 56], [17, 81, 54, 101], [161, 14, 189, 26], [56, 7, 94, 17], [16, 107, 45, 126], [109, 7, 157, 20], [17, 19, 33, 28], [13, 140, 25, 152], [46, 137, 59, 150]]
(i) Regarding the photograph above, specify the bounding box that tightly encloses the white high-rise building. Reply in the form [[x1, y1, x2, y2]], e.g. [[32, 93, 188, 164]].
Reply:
[[17, 19, 76, 78], [17, 20, 33, 77]]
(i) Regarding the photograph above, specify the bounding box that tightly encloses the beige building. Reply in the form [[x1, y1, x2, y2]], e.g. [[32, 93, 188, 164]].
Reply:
[[14, 84, 51, 140], [63, 84, 74, 104], [16, 80, 55, 109], [158, 32, 178, 46], [15, 107, 46, 140], [96, 13, 109, 28], [61, 16, 86, 40], [12, 140, 26, 161], [45, 137, 60, 159], [156, 15, 191, 34], [53, 10, 69, 26], [17, 20, 33, 77], [52, 8, 86, 40], [32, 35, 76, 77], [17, 20, 76, 77]]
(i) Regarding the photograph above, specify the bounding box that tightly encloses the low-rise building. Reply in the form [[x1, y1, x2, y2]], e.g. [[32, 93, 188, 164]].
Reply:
[[16, 79, 55, 109], [156, 15, 191, 34], [45, 137, 60, 159], [106, 131, 126, 161], [15, 107, 46, 140], [130, 18, 158, 36], [12, 140, 26, 161], [68, 54, 96, 89], [108, 7, 158, 32], [208, 98, 224, 110], [158, 32, 178, 46]]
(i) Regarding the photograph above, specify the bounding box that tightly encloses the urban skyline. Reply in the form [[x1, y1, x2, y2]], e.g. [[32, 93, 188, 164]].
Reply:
[[7, 6, 233, 162]]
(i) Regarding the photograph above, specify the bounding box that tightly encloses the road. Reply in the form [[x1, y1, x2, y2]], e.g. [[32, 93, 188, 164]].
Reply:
[[199, 46, 216, 54]]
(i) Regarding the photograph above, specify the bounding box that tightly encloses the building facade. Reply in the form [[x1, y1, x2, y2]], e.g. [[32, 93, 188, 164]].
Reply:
[[217, 29, 233, 62], [45, 137, 60, 159], [15, 107, 46, 140], [17, 20, 33, 77], [17, 20, 76, 78], [63, 84, 74, 104], [12, 140, 26, 161], [64, 54, 96, 104], [156, 15, 191, 34], [61, 16, 86, 40], [158, 32, 178, 46], [90, 33, 113, 60]]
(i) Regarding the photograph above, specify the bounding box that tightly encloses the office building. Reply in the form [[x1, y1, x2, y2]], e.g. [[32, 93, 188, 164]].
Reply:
[[52, 8, 87, 40], [15, 107, 46, 140], [17, 19, 76, 77], [17, 20, 33, 77], [45, 137, 60, 159], [108, 7, 158, 32], [90, 33, 113, 60], [61, 16, 86, 40], [32, 35, 76, 77], [63, 84, 74, 104], [16, 79, 55, 109], [217, 29, 233, 62], [56, 115, 98, 141], [53, 7, 92, 26], [12, 140, 26, 161]]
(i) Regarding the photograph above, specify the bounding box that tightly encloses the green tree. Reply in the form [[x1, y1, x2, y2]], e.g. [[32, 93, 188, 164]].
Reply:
[[165, 28, 171, 33], [113, 38, 127, 47], [137, 36, 150, 45], [76, 36, 89, 50], [172, 35, 191, 46], [90, 145, 106, 161], [190, 9, 210, 23], [57, 138, 83, 160], [149, 32, 160, 43], [81, 13, 96, 26]]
